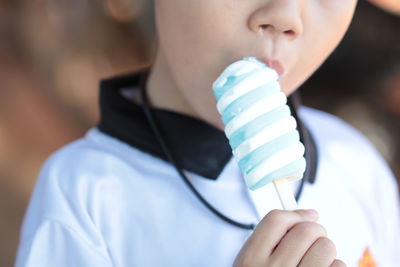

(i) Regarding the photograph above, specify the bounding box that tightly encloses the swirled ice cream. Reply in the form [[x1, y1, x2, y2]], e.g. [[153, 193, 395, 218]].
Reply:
[[213, 57, 306, 190]]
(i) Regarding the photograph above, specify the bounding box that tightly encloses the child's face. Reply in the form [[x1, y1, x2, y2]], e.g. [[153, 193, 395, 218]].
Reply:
[[151, 0, 358, 129]]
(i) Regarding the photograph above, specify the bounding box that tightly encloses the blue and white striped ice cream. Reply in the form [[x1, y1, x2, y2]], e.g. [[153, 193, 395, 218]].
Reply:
[[213, 57, 306, 190]]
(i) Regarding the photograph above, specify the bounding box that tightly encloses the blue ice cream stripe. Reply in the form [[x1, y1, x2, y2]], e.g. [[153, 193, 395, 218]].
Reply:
[[221, 81, 280, 125], [249, 157, 306, 191], [229, 105, 291, 150], [238, 130, 299, 174], [213, 74, 249, 100]]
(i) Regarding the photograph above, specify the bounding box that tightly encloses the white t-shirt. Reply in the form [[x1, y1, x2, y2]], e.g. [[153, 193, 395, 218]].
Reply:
[[15, 79, 400, 267]]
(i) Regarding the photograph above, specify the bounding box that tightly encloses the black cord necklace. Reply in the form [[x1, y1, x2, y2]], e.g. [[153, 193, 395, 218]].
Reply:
[[138, 70, 313, 231]]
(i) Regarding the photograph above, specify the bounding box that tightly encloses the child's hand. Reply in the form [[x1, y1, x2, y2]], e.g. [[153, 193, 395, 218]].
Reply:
[[234, 209, 346, 267]]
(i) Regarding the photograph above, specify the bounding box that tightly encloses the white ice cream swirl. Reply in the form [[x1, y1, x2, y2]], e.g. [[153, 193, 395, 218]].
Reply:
[[213, 57, 306, 190]]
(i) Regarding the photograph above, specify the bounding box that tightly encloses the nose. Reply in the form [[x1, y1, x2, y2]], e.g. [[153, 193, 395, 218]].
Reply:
[[248, 0, 304, 40]]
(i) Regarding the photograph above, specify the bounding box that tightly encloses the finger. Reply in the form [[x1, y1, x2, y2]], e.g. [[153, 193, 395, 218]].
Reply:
[[243, 209, 319, 263], [269, 222, 327, 266], [297, 237, 337, 267], [330, 259, 347, 267]]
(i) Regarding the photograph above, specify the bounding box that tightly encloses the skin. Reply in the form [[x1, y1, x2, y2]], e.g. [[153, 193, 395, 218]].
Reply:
[[233, 209, 347, 267], [146, 0, 358, 265], [147, 0, 358, 131]]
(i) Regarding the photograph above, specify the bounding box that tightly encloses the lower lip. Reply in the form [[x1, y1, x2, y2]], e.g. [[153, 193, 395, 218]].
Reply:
[[264, 59, 285, 77]]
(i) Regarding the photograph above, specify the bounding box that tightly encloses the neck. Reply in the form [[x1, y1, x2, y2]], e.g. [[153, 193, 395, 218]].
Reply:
[[146, 50, 199, 119]]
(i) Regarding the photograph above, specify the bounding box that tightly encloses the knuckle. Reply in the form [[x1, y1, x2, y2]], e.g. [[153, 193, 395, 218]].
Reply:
[[266, 209, 287, 224], [315, 237, 337, 258], [330, 259, 347, 267], [294, 222, 326, 238]]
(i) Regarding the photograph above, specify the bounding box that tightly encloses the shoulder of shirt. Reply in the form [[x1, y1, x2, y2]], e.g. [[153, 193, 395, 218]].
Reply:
[[299, 106, 398, 189], [299, 106, 379, 161], [299, 106, 370, 148], [21, 128, 174, 241], [37, 127, 173, 193]]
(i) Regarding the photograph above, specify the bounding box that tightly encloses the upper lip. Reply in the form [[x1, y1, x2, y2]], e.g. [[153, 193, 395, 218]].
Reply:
[[260, 57, 285, 77]]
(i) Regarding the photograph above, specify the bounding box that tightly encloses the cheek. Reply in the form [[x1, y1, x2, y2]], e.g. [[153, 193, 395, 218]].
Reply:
[[282, 1, 357, 95], [155, 1, 247, 125], [155, 1, 231, 85], [155, 1, 237, 126]]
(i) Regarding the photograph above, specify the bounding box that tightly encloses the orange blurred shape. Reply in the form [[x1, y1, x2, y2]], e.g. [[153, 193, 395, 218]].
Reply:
[[358, 248, 377, 267]]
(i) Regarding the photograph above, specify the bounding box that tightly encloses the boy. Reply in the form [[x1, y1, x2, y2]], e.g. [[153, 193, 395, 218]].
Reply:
[[16, 1, 400, 266]]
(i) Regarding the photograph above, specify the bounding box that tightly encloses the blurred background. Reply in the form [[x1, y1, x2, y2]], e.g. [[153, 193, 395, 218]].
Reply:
[[0, 0, 399, 266]]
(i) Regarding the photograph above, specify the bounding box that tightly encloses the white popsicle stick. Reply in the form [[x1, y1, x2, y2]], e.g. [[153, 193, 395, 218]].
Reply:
[[273, 178, 298, 210]]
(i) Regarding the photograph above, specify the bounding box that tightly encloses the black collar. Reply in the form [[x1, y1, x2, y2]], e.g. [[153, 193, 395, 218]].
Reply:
[[97, 70, 233, 180]]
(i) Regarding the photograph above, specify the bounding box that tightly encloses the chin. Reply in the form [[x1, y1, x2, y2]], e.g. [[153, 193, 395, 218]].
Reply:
[[280, 75, 307, 97], [214, 120, 225, 131], [201, 112, 225, 131]]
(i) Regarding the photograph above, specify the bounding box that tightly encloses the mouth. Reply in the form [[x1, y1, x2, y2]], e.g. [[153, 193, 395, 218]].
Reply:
[[260, 57, 285, 78]]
